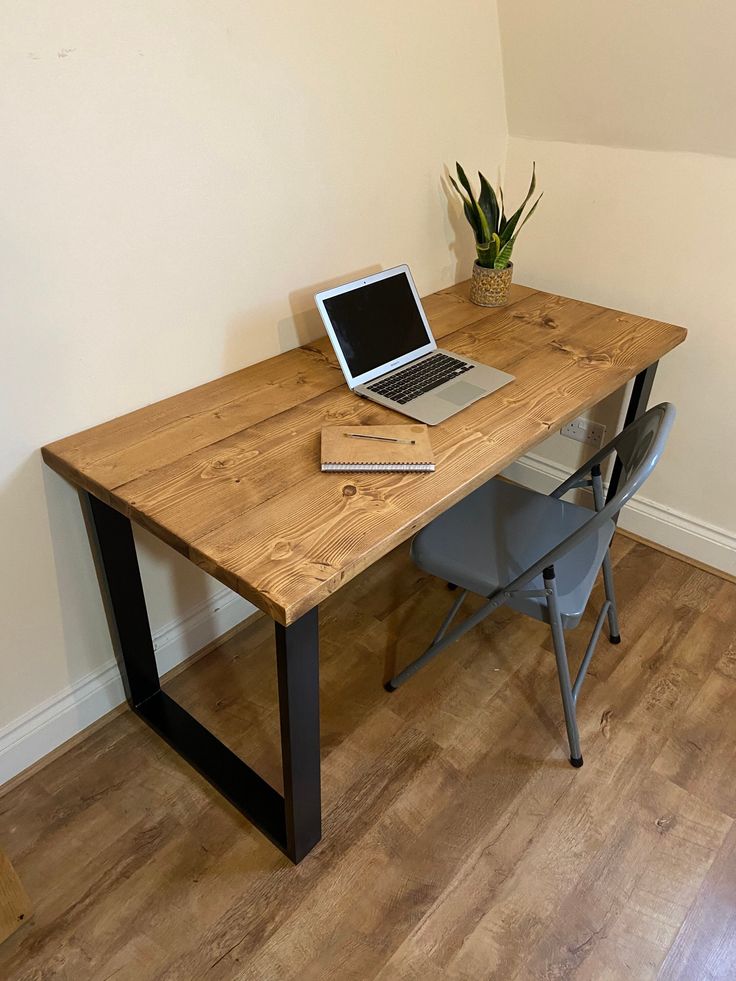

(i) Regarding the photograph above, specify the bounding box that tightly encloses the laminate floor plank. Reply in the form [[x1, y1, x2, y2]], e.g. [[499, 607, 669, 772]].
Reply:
[[1, 541, 734, 980], [657, 822, 736, 980]]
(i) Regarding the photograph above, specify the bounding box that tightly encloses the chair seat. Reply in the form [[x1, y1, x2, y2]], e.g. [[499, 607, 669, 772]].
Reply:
[[411, 478, 615, 629]]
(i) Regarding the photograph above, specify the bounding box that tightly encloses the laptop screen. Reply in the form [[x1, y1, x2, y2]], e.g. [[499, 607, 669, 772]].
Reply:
[[322, 271, 432, 379]]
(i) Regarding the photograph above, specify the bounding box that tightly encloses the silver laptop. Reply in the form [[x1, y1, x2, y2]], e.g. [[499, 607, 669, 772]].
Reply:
[[314, 265, 514, 425]]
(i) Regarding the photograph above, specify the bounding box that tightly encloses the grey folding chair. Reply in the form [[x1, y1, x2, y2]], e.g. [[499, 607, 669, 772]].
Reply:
[[385, 403, 676, 768]]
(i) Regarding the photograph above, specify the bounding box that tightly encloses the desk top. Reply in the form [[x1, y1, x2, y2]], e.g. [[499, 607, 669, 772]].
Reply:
[[42, 282, 686, 625]]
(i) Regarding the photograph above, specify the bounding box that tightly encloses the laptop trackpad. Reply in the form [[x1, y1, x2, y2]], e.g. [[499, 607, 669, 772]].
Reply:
[[436, 381, 486, 406]]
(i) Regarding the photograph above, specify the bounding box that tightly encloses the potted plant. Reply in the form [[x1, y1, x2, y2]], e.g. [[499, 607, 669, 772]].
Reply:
[[450, 162, 542, 306]]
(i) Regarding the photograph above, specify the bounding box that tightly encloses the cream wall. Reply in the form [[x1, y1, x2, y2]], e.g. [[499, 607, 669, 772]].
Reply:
[[498, 0, 736, 157], [10, 0, 730, 786], [498, 1, 736, 574], [0, 1, 508, 778]]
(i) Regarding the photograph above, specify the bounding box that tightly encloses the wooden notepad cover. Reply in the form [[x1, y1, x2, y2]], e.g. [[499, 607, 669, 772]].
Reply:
[[320, 425, 435, 472]]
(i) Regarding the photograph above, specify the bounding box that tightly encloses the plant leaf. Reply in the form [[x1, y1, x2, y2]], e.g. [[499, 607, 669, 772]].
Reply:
[[478, 232, 502, 268], [498, 185, 507, 233], [455, 162, 475, 202], [476, 243, 494, 268], [475, 199, 491, 244], [450, 175, 482, 241], [499, 162, 537, 246], [513, 192, 543, 237], [463, 201, 482, 240], [449, 173, 470, 208], [478, 171, 499, 235], [456, 163, 490, 243], [494, 192, 543, 268], [493, 239, 514, 269]]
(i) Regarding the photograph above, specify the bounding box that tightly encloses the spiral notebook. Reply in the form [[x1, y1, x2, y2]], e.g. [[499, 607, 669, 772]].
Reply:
[[320, 425, 435, 472]]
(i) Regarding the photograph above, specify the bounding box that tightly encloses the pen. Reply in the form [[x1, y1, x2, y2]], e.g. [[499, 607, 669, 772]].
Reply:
[[346, 433, 416, 445]]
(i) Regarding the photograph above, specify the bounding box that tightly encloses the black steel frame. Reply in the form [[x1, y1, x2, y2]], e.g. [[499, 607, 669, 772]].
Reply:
[[606, 361, 659, 505], [80, 492, 321, 864]]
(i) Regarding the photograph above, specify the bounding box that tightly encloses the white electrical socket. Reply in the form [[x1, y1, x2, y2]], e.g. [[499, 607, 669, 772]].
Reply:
[[560, 417, 606, 447]]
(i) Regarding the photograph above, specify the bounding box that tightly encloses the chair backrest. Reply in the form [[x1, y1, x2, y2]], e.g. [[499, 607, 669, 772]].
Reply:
[[555, 402, 675, 516], [501, 403, 675, 595]]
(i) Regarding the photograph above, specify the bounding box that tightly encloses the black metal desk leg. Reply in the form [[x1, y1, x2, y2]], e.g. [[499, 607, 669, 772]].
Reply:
[[80, 490, 323, 863], [80, 492, 160, 706], [606, 360, 659, 505], [276, 610, 321, 862]]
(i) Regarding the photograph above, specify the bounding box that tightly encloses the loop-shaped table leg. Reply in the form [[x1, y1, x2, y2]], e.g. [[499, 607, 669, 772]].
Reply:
[[81, 492, 321, 864]]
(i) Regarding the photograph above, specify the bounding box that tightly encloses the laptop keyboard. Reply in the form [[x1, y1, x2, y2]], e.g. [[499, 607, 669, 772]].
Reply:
[[367, 353, 473, 405]]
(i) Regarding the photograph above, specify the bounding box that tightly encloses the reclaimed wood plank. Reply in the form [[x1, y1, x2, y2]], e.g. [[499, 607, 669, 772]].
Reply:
[[41, 282, 687, 624]]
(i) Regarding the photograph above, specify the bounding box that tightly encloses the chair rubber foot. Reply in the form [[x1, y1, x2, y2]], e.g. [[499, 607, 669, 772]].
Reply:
[[609, 633, 621, 645], [569, 756, 584, 768], [447, 582, 458, 591], [384, 681, 398, 693]]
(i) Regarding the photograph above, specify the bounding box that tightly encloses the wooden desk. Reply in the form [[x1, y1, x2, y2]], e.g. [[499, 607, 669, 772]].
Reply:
[[42, 281, 686, 862]]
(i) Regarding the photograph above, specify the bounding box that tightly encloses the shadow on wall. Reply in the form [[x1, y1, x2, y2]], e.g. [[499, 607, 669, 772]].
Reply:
[[219, 265, 383, 378], [220, 174, 477, 374], [280, 265, 383, 352]]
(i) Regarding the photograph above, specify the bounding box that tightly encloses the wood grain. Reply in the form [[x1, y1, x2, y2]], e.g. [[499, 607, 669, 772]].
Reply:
[[42, 281, 686, 624], [0, 539, 733, 980], [619, 527, 736, 586], [0, 849, 31, 946]]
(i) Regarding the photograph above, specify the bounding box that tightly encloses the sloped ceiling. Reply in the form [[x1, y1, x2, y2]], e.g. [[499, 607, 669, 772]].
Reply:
[[497, 0, 736, 157]]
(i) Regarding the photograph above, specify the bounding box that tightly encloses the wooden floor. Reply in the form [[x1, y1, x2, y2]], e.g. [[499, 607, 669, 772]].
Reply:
[[1, 537, 735, 980]]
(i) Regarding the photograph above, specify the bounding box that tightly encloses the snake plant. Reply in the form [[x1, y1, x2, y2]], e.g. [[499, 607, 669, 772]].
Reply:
[[450, 162, 542, 269]]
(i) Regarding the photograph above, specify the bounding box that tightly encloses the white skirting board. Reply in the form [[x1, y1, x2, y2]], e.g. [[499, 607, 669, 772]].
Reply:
[[504, 453, 736, 576], [0, 586, 254, 786]]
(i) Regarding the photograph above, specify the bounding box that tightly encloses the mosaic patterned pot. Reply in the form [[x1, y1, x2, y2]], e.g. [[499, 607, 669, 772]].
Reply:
[[469, 260, 513, 307]]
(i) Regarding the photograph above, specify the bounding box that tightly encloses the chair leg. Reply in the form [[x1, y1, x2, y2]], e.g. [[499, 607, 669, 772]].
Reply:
[[544, 568, 583, 768], [591, 470, 621, 646], [431, 588, 468, 646], [385, 589, 468, 691], [601, 550, 621, 644]]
